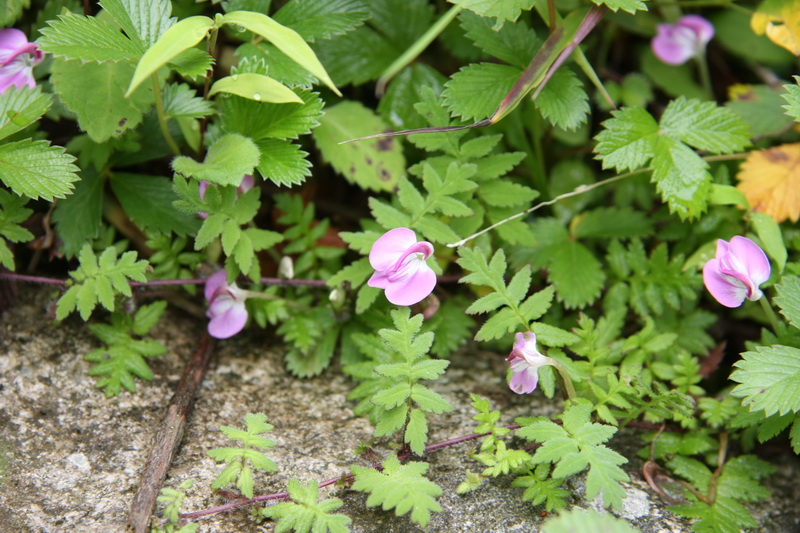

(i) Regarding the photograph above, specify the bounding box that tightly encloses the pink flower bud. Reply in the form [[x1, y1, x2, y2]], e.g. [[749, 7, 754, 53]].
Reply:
[[506, 332, 549, 394]]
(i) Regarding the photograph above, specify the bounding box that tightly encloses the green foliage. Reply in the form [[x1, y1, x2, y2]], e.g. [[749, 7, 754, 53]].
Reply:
[[0, 86, 52, 142], [669, 455, 774, 533], [101, 0, 174, 50], [775, 275, 800, 328], [207, 413, 278, 498], [782, 75, 800, 122], [110, 173, 199, 236], [730, 345, 800, 416], [540, 508, 641, 533], [469, 393, 511, 452], [0, 139, 80, 201], [313, 101, 405, 192], [172, 134, 260, 186], [84, 302, 168, 397], [38, 10, 143, 62], [594, 98, 751, 219], [535, 68, 590, 132], [457, 246, 555, 340], [145, 232, 202, 294], [449, 0, 535, 30], [152, 479, 200, 533], [261, 479, 351, 533], [274, 0, 369, 42], [512, 463, 570, 512], [0, 188, 33, 270], [56, 244, 148, 320], [517, 401, 630, 510], [51, 169, 104, 258], [279, 306, 341, 377], [351, 455, 442, 528], [471, 439, 531, 477]]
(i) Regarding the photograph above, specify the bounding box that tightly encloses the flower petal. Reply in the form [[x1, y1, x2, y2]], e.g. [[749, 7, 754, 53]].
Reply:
[[703, 257, 748, 308], [678, 14, 715, 45], [652, 26, 696, 65], [728, 236, 771, 286], [383, 263, 436, 306], [208, 300, 248, 339], [204, 270, 229, 300], [368, 227, 418, 271], [0, 29, 30, 57], [509, 364, 539, 394]]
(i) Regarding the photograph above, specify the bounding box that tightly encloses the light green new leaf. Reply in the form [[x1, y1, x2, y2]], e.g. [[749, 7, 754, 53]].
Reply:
[[313, 101, 405, 192], [126, 16, 214, 96], [38, 12, 142, 62], [0, 86, 51, 142], [100, 0, 174, 49], [731, 345, 800, 416], [775, 276, 800, 329], [0, 139, 79, 201], [51, 58, 154, 142], [222, 10, 340, 95], [751, 212, 787, 273], [172, 133, 260, 186], [210, 73, 303, 103]]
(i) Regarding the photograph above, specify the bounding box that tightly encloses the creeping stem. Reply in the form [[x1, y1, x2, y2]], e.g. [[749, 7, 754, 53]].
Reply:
[[151, 74, 181, 156]]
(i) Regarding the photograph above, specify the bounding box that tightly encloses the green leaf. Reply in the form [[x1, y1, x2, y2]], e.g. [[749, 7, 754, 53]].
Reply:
[[573, 207, 653, 239], [261, 479, 351, 533], [460, 10, 539, 69], [660, 96, 751, 154], [406, 408, 428, 455], [172, 134, 260, 186], [751, 212, 787, 273], [132, 301, 168, 336], [351, 455, 442, 528], [0, 86, 51, 142], [38, 11, 142, 62], [273, 0, 369, 42], [731, 345, 800, 416], [0, 188, 33, 270], [50, 58, 154, 142], [782, 75, 800, 122], [651, 136, 710, 220], [594, 106, 658, 172], [442, 62, 521, 121], [449, 0, 536, 29], [210, 73, 304, 104], [255, 139, 311, 187], [548, 240, 605, 309], [727, 84, 794, 137], [535, 68, 589, 131], [775, 276, 800, 329], [222, 10, 340, 95], [0, 139, 79, 201], [52, 169, 104, 258], [126, 16, 214, 96], [540, 508, 640, 533], [100, 0, 174, 49], [162, 83, 214, 118], [313, 101, 405, 192], [109, 173, 199, 235], [590, 0, 646, 13], [220, 88, 323, 141], [378, 64, 446, 131], [0, 0, 29, 26]]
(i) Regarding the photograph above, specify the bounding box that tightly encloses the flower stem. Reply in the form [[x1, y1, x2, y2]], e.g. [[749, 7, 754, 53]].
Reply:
[[759, 296, 782, 333], [151, 74, 181, 156], [375, 5, 462, 95], [546, 358, 577, 401], [695, 54, 713, 100]]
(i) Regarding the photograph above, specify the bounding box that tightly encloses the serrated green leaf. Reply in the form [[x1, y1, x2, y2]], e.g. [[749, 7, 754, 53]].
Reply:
[[255, 139, 311, 187], [590, 0, 646, 13], [548, 240, 605, 309], [477, 180, 538, 207], [162, 83, 214, 118], [51, 58, 154, 142], [0, 86, 51, 142], [460, 10, 539, 69], [173, 134, 260, 186], [594, 106, 658, 172], [651, 135, 710, 220], [38, 11, 142, 62], [535, 68, 589, 131], [406, 408, 428, 455], [783, 76, 800, 122], [573, 207, 653, 239], [132, 301, 167, 336], [0, 139, 79, 201], [410, 384, 452, 413], [442, 62, 521, 121], [449, 0, 535, 29], [660, 96, 751, 153], [540, 508, 640, 533], [273, 0, 369, 42], [731, 345, 800, 416], [47, 170, 100, 260], [313, 101, 405, 192], [110, 173, 199, 235], [100, 0, 174, 49], [775, 276, 800, 328]]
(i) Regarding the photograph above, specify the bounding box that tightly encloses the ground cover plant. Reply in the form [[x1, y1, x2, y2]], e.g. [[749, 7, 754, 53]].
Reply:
[[0, 0, 799, 531]]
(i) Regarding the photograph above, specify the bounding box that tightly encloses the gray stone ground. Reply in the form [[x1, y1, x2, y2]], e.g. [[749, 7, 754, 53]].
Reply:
[[1, 288, 798, 532]]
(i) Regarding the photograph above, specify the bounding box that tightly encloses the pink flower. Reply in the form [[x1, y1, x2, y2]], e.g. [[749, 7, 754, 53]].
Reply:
[[198, 174, 256, 218], [652, 15, 714, 65], [205, 270, 249, 338], [703, 236, 771, 308], [506, 332, 550, 395], [368, 227, 436, 306], [0, 29, 43, 93]]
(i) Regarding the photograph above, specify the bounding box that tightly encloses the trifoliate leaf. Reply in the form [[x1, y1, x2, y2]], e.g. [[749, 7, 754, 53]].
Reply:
[[731, 344, 800, 416], [0, 86, 51, 142], [313, 101, 405, 192], [0, 139, 79, 201], [594, 107, 658, 172], [172, 134, 260, 186], [50, 58, 154, 142], [38, 11, 142, 62], [660, 96, 751, 154], [737, 143, 800, 223], [651, 136, 711, 220], [261, 479, 351, 533]]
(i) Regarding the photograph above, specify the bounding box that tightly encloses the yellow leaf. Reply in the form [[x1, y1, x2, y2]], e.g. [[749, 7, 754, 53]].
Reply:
[[751, 0, 800, 54], [737, 143, 800, 223]]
